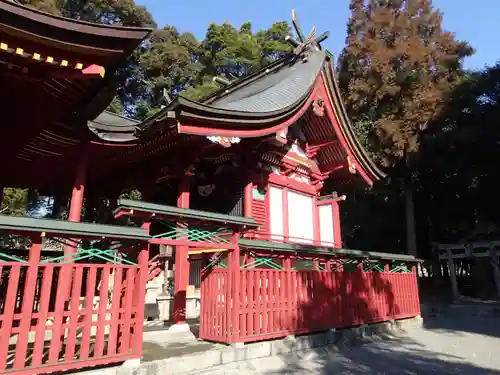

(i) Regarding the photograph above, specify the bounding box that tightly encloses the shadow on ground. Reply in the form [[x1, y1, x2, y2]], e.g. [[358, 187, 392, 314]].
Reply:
[[141, 320, 222, 362], [263, 333, 500, 375], [422, 302, 500, 338]]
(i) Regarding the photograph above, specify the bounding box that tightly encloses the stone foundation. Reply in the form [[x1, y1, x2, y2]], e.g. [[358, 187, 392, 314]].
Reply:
[[74, 315, 423, 375]]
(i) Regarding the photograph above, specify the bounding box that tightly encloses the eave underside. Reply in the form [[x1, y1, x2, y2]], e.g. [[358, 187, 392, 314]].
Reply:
[[1, 39, 383, 194], [0, 3, 150, 191]]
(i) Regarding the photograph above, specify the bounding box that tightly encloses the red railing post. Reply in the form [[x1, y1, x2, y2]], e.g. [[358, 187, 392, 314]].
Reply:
[[133, 244, 150, 355], [228, 233, 241, 342], [13, 234, 43, 369]]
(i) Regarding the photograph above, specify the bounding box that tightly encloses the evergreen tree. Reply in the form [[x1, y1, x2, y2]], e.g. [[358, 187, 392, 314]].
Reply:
[[338, 0, 473, 255], [182, 21, 291, 101]]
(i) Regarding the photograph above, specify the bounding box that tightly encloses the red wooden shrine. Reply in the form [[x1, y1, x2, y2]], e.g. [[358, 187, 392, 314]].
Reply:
[[0, 4, 421, 375]]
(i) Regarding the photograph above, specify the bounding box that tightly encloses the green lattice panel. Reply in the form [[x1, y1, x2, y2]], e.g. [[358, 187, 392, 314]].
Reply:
[[291, 260, 325, 271], [341, 260, 361, 272], [362, 261, 386, 272], [153, 222, 231, 245], [0, 252, 27, 263], [241, 257, 284, 270], [390, 262, 412, 273], [41, 247, 136, 265]]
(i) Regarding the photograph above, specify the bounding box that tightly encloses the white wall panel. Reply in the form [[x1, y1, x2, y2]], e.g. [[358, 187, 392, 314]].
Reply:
[[269, 186, 284, 241], [318, 204, 335, 247], [288, 190, 314, 244]]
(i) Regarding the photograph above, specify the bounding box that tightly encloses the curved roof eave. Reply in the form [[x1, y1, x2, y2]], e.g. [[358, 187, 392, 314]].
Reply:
[[138, 90, 314, 138], [1, 0, 152, 75], [0, 1, 153, 40], [322, 53, 386, 183], [87, 110, 140, 142], [176, 90, 311, 127], [151, 52, 327, 137], [1, 0, 152, 134]]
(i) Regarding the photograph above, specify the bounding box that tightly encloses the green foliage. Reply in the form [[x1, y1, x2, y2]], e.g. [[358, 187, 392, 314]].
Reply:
[[19, 0, 155, 26], [17, 0, 59, 13], [138, 27, 203, 107], [0, 189, 28, 216], [416, 62, 500, 240], [181, 21, 291, 102], [120, 189, 143, 201], [181, 78, 220, 101], [255, 21, 292, 65], [106, 97, 125, 116], [133, 20, 291, 114]]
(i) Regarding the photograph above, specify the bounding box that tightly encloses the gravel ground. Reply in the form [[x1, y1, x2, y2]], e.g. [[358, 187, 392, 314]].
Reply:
[[189, 315, 500, 374]]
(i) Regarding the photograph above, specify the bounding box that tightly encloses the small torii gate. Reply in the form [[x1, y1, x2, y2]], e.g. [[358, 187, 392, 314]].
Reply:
[[436, 241, 500, 301]]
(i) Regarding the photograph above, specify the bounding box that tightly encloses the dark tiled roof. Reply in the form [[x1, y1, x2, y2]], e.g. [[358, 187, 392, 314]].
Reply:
[[87, 111, 140, 142], [91, 111, 140, 128], [209, 52, 325, 113]]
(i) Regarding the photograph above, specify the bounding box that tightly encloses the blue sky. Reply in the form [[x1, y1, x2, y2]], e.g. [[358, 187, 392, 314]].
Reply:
[[136, 0, 497, 71]]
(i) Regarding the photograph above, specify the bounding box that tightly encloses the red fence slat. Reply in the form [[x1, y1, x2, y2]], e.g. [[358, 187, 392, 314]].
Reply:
[[0, 260, 147, 375], [200, 267, 421, 344]]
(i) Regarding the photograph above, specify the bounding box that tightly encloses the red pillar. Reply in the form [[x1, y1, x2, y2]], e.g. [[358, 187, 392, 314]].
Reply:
[[133, 229, 150, 354], [332, 201, 342, 248], [173, 177, 191, 326], [243, 182, 255, 263], [243, 182, 253, 218], [68, 147, 87, 223], [65, 145, 88, 256]]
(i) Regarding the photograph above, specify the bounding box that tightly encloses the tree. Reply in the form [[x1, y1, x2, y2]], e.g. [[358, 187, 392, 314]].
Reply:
[[18, 0, 59, 13], [418, 63, 500, 241], [0, 188, 28, 216], [338, 0, 473, 256], [20, 0, 154, 26], [137, 26, 203, 114], [182, 21, 291, 101]]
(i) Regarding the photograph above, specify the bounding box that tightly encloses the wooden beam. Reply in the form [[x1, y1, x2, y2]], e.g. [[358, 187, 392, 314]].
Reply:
[[446, 248, 460, 302], [188, 248, 230, 255], [489, 245, 500, 300]]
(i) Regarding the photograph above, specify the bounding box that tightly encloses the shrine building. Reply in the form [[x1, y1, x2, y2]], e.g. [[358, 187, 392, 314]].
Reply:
[[0, 3, 421, 375]]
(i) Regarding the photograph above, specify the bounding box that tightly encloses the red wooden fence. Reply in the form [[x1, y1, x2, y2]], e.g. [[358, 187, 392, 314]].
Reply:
[[200, 268, 420, 343], [0, 260, 147, 375]]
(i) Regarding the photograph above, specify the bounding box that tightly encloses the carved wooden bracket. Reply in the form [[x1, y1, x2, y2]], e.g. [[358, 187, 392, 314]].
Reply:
[[312, 97, 325, 117], [275, 128, 288, 144], [279, 163, 295, 176], [347, 155, 357, 174], [207, 136, 241, 148], [311, 178, 324, 192]]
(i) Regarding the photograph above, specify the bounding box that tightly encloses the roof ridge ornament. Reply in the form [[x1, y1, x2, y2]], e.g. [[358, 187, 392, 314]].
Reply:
[[285, 9, 329, 62]]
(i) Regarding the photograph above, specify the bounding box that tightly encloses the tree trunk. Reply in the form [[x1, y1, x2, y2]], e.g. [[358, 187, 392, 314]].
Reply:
[[405, 184, 418, 257]]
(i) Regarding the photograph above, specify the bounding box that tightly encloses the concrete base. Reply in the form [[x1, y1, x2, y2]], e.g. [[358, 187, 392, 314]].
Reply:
[[167, 323, 190, 332], [67, 316, 423, 375], [121, 359, 140, 368]]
